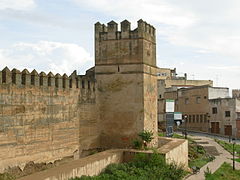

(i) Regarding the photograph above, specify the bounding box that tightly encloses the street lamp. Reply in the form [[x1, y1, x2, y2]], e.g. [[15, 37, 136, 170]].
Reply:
[[232, 138, 236, 170]]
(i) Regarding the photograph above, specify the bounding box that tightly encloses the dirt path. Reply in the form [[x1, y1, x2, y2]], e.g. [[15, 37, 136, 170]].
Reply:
[[186, 135, 240, 180]]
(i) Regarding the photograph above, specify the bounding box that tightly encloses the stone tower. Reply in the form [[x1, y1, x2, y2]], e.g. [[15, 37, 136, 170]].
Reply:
[[95, 19, 158, 148]]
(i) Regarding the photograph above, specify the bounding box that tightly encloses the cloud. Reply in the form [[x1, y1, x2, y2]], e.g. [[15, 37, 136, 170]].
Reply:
[[0, 41, 93, 75], [72, 0, 196, 28], [207, 66, 240, 71], [73, 0, 240, 60], [0, 0, 36, 11]]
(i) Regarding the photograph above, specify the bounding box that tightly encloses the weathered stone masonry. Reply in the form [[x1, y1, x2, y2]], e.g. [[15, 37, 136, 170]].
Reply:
[[95, 19, 158, 148], [0, 68, 99, 172], [0, 19, 159, 172]]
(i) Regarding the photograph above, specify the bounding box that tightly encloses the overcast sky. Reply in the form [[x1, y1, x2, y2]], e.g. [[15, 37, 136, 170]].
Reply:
[[0, 0, 240, 90]]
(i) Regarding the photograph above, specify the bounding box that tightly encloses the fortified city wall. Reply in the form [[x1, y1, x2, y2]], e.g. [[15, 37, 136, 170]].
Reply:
[[0, 67, 99, 172], [0, 19, 159, 172]]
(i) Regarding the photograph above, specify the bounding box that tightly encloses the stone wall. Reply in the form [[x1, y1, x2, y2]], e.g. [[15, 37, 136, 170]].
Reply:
[[19, 137, 188, 180], [18, 150, 123, 180], [95, 64, 145, 148], [0, 68, 99, 172], [143, 65, 158, 146]]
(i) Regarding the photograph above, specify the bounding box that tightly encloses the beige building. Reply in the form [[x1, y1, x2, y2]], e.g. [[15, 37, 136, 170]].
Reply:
[[160, 85, 230, 132], [209, 97, 240, 137], [157, 68, 213, 130], [161, 86, 240, 138], [177, 86, 229, 132]]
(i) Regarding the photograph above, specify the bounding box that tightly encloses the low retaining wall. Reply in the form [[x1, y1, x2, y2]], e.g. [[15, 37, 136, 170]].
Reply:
[[158, 137, 188, 169], [18, 150, 123, 180], [19, 137, 188, 180]]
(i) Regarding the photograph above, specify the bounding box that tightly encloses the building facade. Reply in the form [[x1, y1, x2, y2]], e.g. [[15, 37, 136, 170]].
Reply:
[[160, 86, 230, 132], [209, 97, 240, 137], [157, 73, 213, 130]]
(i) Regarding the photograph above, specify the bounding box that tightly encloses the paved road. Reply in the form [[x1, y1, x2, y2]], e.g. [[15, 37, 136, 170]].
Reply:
[[177, 129, 240, 144], [185, 134, 240, 180]]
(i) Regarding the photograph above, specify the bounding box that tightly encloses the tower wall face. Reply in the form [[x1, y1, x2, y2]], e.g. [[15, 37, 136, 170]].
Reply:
[[95, 20, 156, 66], [95, 20, 158, 148]]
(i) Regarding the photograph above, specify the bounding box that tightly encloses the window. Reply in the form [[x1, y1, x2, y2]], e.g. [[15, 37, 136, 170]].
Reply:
[[185, 98, 189, 105], [204, 114, 207, 123], [192, 115, 195, 123], [189, 115, 192, 123], [225, 111, 231, 117], [212, 107, 217, 114], [196, 97, 201, 104], [237, 113, 240, 119], [200, 115, 203, 123], [82, 80, 85, 89], [196, 115, 199, 123]]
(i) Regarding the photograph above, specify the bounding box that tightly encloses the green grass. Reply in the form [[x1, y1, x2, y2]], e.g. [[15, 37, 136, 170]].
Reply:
[[205, 162, 240, 180], [215, 139, 240, 154], [158, 132, 214, 169], [158, 132, 165, 137], [70, 153, 187, 180], [189, 156, 214, 169], [230, 158, 240, 163]]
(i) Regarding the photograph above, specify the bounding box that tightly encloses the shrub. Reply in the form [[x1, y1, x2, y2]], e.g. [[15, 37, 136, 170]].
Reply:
[[138, 131, 154, 144], [71, 153, 187, 180], [133, 139, 143, 149]]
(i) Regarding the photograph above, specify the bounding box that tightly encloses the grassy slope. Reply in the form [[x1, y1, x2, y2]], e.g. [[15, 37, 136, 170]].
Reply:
[[159, 133, 214, 169], [215, 139, 240, 154], [205, 162, 240, 180]]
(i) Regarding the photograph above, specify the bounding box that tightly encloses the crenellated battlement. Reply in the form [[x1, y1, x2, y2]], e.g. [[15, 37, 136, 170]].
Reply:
[[0, 66, 96, 92], [95, 19, 155, 42], [95, 19, 156, 66]]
